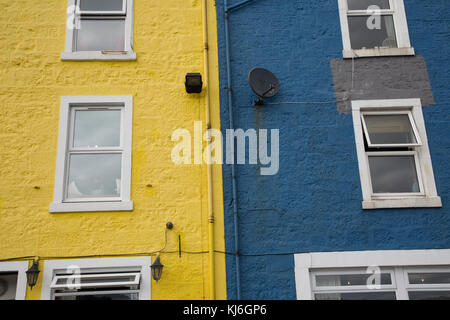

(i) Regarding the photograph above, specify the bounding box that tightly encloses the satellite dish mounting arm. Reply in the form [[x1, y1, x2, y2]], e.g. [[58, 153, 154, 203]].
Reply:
[[254, 84, 275, 106]]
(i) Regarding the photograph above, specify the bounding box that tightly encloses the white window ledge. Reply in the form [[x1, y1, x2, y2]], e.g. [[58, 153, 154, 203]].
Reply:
[[363, 196, 442, 210], [343, 47, 415, 59], [61, 51, 137, 61], [49, 201, 133, 213]]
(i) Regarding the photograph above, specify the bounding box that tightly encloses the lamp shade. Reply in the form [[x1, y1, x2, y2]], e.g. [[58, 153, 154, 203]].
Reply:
[[26, 261, 40, 290], [150, 256, 164, 282]]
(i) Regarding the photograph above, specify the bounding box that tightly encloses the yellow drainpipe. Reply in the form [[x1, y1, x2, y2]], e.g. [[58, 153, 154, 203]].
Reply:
[[202, 0, 215, 300]]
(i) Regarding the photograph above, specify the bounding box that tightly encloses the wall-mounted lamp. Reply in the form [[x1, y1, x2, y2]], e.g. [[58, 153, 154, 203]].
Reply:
[[26, 261, 40, 290], [185, 73, 203, 93], [150, 255, 164, 283]]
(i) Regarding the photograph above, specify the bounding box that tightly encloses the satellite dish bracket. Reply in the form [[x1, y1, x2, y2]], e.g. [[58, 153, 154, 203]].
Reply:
[[254, 85, 275, 106], [254, 97, 264, 107]]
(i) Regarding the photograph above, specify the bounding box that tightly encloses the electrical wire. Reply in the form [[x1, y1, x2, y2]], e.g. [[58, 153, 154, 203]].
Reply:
[[0, 215, 311, 262], [0, 249, 311, 262], [0, 256, 37, 262], [235, 98, 350, 108], [267, 100, 343, 105], [0, 227, 174, 262]]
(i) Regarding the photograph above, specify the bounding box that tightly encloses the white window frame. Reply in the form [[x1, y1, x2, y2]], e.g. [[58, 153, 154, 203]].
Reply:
[[49, 96, 133, 213], [403, 266, 450, 295], [366, 151, 425, 197], [61, 0, 136, 61], [76, 0, 127, 15], [361, 110, 422, 148], [50, 272, 141, 289], [337, 0, 414, 58], [0, 261, 29, 300], [352, 98, 441, 210], [311, 267, 397, 292], [294, 249, 450, 300], [41, 257, 151, 300]]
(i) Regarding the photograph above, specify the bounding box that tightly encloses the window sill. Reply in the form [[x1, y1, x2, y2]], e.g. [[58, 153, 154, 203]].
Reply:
[[61, 51, 137, 61], [49, 201, 133, 213], [343, 47, 415, 59], [362, 196, 442, 210]]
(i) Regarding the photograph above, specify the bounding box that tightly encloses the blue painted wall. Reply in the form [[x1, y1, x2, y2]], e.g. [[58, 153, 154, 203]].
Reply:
[[216, 0, 450, 299]]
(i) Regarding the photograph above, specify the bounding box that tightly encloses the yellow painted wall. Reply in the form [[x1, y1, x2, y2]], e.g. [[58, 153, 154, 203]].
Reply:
[[0, 0, 226, 300]]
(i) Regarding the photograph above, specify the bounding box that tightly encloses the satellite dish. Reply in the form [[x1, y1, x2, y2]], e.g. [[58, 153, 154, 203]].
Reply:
[[248, 68, 280, 106]]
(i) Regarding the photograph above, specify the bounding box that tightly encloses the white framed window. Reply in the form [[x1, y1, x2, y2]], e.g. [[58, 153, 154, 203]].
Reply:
[[41, 257, 151, 300], [337, 0, 414, 58], [403, 267, 450, 300], [0, 261, 28, 300], [294, 249, 450, 300], [311, 267, 398, 300], [62, 0, 136, 61], [49, 96, 133, 213], [352, 98, 441, 209]]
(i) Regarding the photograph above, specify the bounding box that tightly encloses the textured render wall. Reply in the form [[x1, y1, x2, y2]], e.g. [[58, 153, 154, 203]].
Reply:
[[216, 0, 450, 299], [0, 0, 226, 300]]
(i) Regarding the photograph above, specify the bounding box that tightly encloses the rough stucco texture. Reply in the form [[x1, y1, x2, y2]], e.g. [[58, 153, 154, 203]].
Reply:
[[216, 0, 450, 300], [0, 0, 219, 300]]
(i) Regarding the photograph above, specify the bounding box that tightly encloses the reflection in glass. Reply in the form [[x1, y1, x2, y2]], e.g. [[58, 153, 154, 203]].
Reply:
[[67, 154, 121, 198], [76, 19, 125, 51], [79, 0, 124, 12], [56, 293, 138, 300], [315, 291, 396, 300], [348, 15, 397, 49], [55, 275, 136, 286], [347, 0, 390, 10], [368, 155, 420, 193], [409, 273, 450, 285], [408, 291, 450, 300], [316, 273, 392, 287], [73, 110, 121, 148], [364, 114, 417, 145]]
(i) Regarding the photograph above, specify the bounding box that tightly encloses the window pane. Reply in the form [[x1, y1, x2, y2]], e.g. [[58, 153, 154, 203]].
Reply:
[[315, 292, 396, 300], [408, 291, 450, 300], [67, 154, 121, 198], [0, 273, 18, 300], [347, 0, 390, 10], [55, 275, 136, 286], [79, 0, 124, 12], [76, 19, 125, 51], [316, 273, 392, 287], [364, 114, 417, 145], [56, 293, 137, 300], [368, 155, 420, 193], [73, 110, 121, 148], [348, 15, 397, 49], [409, 273, 450, 285]]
